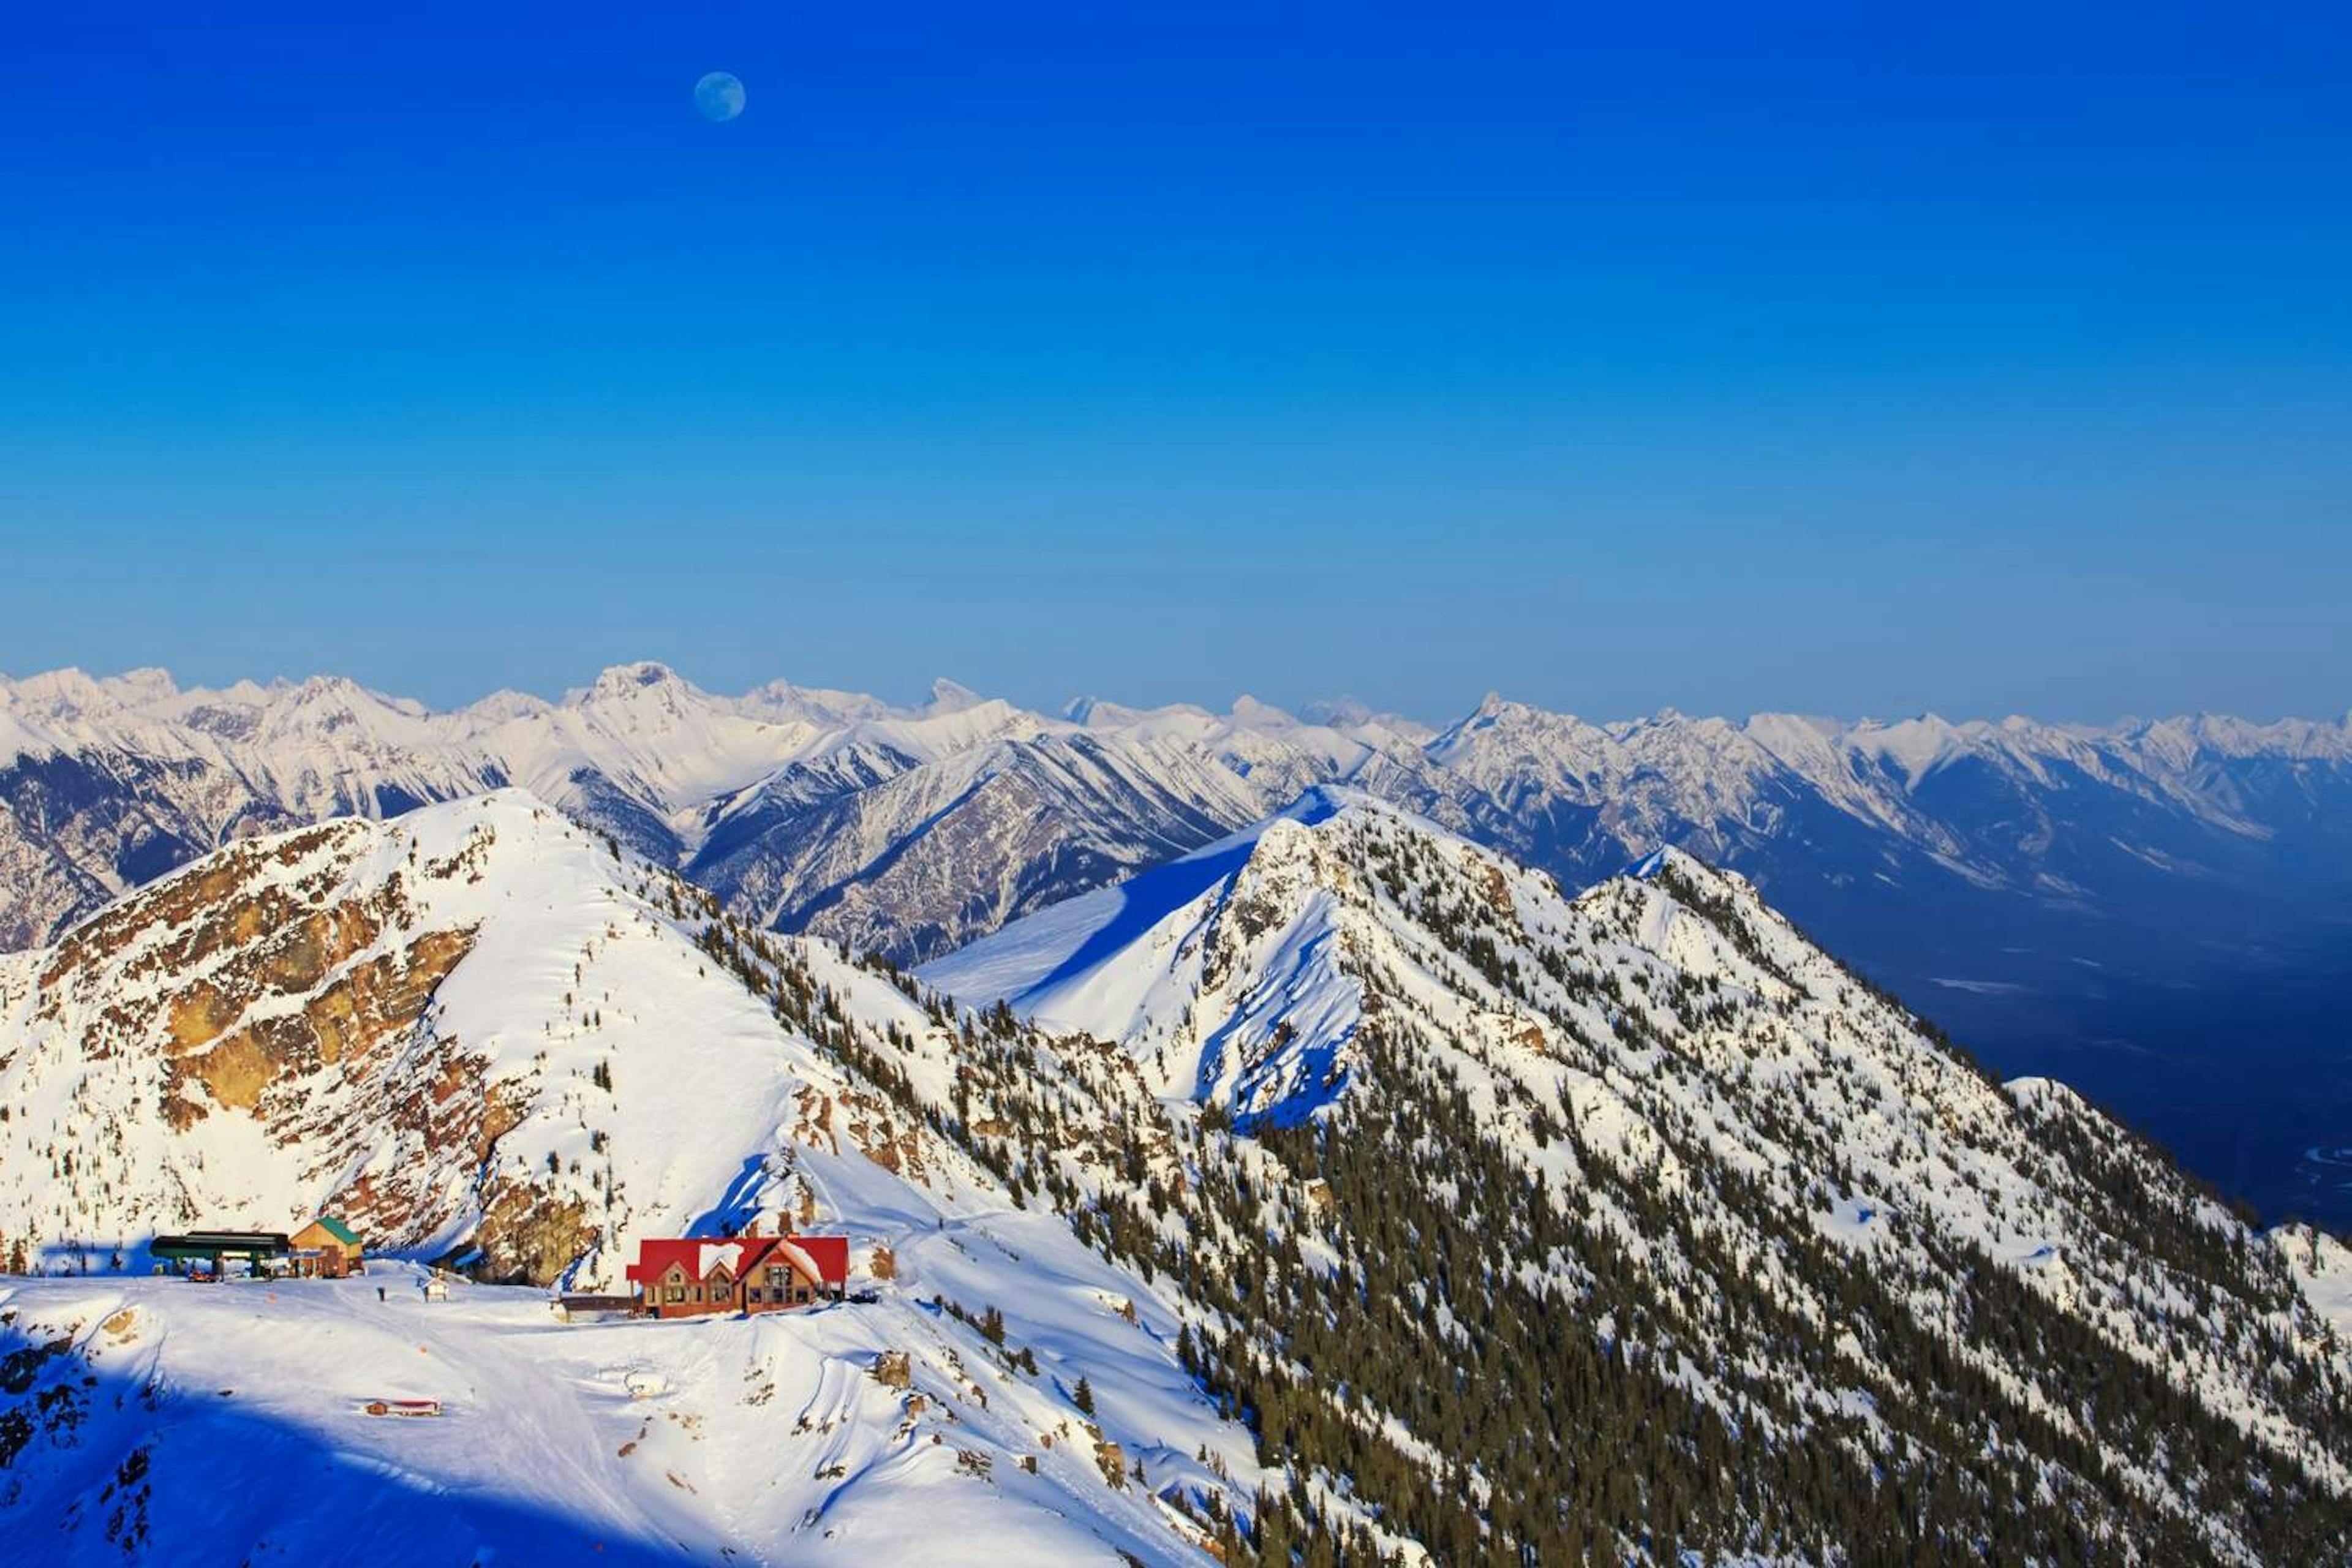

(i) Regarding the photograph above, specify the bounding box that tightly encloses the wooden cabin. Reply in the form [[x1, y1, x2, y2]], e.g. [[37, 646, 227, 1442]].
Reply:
[[290, 1216, 365, 1278], [624, 1234, 850, 1319]]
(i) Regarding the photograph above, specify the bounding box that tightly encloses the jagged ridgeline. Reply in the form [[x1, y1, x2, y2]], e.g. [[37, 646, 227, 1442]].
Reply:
[[921, 793, 2352, 1563], [7, 663, 2350, 980], [1, 790, 2347, 1562]]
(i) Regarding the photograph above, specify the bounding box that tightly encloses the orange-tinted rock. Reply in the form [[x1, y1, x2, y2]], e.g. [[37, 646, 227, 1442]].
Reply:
[[473, 1184, 595, 1285]]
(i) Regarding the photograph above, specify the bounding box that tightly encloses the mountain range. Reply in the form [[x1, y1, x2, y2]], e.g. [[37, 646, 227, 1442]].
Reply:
[[5, 662, 2350, 1227], [1, 789, 2346, 1561]]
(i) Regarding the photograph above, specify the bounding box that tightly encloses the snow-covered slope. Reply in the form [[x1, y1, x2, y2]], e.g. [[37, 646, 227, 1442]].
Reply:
[[927, 790, 2352, 1561], [920, 788, 1368, 1114], [0, 1250, 1243, 1566], [687, 730, 1274, 961], [0, 794, 1278, 1563]]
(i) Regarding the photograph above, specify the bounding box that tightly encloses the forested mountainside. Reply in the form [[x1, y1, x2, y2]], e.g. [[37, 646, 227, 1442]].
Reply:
[[925, 791, 2352, 1562], [7, 660, 2351, 1224], [3, 790, 2348, 1560]]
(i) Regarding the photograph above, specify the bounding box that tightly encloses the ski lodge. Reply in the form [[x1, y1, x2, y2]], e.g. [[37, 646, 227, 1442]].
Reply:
[[290, 1215, 366, 1277], [624, 1233, 850, 1319]]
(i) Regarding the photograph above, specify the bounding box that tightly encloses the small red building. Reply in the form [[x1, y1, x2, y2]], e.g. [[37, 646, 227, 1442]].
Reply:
[[624, 1233, 850, 1319]]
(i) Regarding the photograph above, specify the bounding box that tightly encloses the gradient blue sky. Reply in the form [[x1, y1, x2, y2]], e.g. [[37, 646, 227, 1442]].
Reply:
[[3, 2, 2346, 722]]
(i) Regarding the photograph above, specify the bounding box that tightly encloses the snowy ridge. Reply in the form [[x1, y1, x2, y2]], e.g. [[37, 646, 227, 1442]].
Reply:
[[924, 787, 1368, 1114], [0, 794, 1283, 1562], [928, 791, 2352, 1559]]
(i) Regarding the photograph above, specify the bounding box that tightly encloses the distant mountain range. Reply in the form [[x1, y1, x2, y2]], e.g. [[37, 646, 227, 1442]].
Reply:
[[6, 662, 2350, 1222]]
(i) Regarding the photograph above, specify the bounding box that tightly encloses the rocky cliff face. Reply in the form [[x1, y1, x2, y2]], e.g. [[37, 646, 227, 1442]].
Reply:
[[1, 809, 524, 1265], [0, 793, 960, 1284]]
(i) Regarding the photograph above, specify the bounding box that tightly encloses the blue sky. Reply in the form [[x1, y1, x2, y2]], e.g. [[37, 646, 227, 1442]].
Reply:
[[2, 2, 2346, 722]]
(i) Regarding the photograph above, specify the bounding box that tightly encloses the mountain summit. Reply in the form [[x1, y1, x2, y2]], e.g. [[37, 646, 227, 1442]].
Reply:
[[934, 790, 2352, 1558]]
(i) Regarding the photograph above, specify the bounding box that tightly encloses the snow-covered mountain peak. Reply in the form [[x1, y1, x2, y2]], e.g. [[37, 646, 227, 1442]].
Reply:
[[98, 666, 179, 707], [926, 788, 1534, 1117], [249, 673, 439, 741], [458, 686, 557, 726], [924, 791, 2352, 1556], [1225, 693, 1299, 730], [1843, 711, 1973, 788], [1298, 695, 1368, 726], [736, 677, 897, 727], [580, 659, 688, 698], [0, 666, 126, 724], [2, 790, 719, 1277], [1427, 688, 1609, 765], [4, 788, 1140, 1287], [1060, 695, 1123, 727], [924, 676, 987, 714], [0, 792, 1289, 1565]]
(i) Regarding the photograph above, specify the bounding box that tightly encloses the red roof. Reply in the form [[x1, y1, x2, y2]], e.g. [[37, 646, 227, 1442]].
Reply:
[[624, 1234, 850, 1288]]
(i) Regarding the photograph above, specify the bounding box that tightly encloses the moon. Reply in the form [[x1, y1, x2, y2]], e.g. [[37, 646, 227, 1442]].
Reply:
[[694, 72, 745, 123]]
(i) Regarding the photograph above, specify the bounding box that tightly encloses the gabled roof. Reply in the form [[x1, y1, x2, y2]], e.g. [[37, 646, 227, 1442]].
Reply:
[[305, 1215, 362, 1245], [772, 1235, 850, 1286], [624, 1234, 850, 1289]]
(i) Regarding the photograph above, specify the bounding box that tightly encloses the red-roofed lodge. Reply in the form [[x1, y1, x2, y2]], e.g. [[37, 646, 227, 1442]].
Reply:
[[623, 1233, 850, 1319]]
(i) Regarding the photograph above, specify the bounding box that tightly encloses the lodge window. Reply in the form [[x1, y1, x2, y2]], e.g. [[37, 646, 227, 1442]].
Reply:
[[665, 1286, 684, 1303]]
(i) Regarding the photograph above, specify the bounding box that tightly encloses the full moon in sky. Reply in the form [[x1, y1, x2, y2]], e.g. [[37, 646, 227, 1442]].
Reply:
[[694, 72, 745, 123]]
